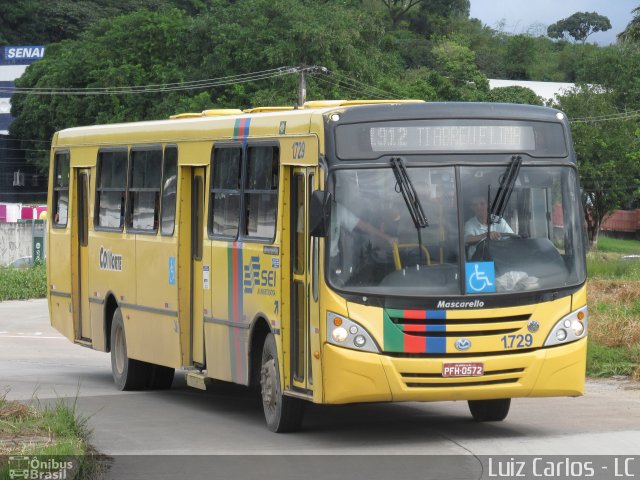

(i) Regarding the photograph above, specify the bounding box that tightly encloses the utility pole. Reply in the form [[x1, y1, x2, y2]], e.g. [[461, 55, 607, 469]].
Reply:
[[298, 66, 307, 107], [296, 66, 327, 107]]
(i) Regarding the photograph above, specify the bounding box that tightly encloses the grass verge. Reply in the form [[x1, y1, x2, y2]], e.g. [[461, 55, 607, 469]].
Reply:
[[0, 392, 104, 478], [587, 250, 640, 380], [0, 263, 47, 301], [596, 236, 640, 255]]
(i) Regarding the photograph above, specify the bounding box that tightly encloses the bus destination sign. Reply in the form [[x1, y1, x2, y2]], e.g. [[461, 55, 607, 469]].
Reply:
[[369, 125, 535, 152]]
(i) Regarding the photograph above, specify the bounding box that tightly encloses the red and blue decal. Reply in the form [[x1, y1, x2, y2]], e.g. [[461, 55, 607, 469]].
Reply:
[[384, 309, 447, 354], [233, 118, 252, 147], [227, 241, 247, 384]]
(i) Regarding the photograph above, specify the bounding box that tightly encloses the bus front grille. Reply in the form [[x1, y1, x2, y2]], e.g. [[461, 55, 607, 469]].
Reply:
[[389, 313, 531, 337], [400, 367, 525, 388]]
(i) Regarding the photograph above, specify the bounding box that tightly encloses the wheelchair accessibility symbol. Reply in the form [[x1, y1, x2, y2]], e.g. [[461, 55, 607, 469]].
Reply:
[[465, 262, 496, 293]]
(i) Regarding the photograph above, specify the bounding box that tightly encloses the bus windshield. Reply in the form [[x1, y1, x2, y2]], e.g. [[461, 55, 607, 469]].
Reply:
[[327, 164, 585, 297]]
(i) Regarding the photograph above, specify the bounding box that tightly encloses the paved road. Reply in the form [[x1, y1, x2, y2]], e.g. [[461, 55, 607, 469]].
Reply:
[[1, 299, 639, 479]]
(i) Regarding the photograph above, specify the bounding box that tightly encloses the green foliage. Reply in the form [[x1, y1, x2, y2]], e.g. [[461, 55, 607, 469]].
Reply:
[[596, 236, 640, 255], [486, 86, 543, 105], [588, 255, 640, 281], [430, 39, 488, 100], [547, 11, 612, 43], [554, 86, 640, 245], [0, 394, 102, 476], [618, 6, 640, 45], [0, 0, 203, 45], [574, 46, 640, 111], [0, 263, 47, 301], [10, 0, 496, 160], [408, 0, 470, 39], [587, 341, 640, 377]]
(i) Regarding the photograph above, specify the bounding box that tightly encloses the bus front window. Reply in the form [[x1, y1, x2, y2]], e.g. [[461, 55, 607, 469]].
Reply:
[[328, 167, 462, 295], [327, 165, 585, 297], [461, 165, 585, 293]]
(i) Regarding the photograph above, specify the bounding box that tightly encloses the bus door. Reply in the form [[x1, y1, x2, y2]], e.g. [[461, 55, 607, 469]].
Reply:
[[289, 167, 314, 393], [190, 167, 206, 366], [73, 168, 91, 341]]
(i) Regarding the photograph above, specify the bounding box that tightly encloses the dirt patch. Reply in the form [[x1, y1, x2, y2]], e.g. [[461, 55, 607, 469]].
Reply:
[[0, 434, 54, 455], [587, 280, 640, 348], [0, 401, 33, 421]]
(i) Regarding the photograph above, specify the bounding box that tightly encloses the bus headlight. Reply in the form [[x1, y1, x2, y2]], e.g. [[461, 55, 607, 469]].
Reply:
[[544, 306, 587, 346], [327, 312, 380, 353], [332, 327, 348, 343]]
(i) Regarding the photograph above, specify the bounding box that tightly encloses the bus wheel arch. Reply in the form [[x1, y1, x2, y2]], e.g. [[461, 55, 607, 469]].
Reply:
[[248, 316, 271, 389], [104, 293, 119, 353], [110, 307, 152, 390]]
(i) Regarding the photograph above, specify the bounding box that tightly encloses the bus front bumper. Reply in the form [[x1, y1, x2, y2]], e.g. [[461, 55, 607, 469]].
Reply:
[[322, 338, 586, 404]]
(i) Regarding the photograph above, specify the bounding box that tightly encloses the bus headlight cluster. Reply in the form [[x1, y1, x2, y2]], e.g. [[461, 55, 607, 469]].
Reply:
[[544, 306, 588, 347], [327, 312, 380, 353]]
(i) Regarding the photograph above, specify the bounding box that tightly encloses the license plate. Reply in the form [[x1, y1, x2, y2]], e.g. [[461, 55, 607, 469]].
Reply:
[[442, 362, 484, 377]]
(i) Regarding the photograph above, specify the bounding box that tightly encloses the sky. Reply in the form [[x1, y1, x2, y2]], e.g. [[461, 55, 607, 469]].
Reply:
[[469, 0, 637, 45]]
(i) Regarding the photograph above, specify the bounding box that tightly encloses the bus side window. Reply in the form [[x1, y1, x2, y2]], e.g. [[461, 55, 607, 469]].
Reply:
[[160, 146, 178, 236], [209, 146, 242, 239], [52, 152, 70, 228], [127, 147, 162, 232], [96, 149, 128, 230], [245, 145, 279, 241]]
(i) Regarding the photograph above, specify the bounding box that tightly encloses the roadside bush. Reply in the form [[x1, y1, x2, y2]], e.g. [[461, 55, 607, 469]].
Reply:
[[0, 263, 47, 301]]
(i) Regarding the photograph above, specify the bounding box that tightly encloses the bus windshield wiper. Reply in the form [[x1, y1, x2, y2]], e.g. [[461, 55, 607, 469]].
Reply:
[[483, 155, 521, 260], [390, 157, 428, 229], [489, 155, 522, 223]]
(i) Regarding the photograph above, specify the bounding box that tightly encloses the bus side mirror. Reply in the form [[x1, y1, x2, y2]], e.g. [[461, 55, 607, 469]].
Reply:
[[310, 190, 331, 238]]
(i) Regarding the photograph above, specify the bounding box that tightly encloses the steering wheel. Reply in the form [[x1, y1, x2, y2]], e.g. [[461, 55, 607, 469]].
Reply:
[[470, 232, 520, 261]]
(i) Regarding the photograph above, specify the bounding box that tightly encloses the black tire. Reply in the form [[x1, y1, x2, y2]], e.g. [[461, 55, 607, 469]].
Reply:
[[468, 399, 511, 422], [110, 308, 152, 391], [260, 333, 305, 432], [148, 365, 175, 390]]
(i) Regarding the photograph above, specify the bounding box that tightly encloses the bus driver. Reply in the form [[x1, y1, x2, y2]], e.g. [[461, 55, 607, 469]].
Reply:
[[464, 194, 513, 258]]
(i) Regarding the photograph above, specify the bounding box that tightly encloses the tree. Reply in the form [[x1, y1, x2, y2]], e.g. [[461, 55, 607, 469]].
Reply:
[[617, 6, 640, 44], [10, 1, 410, 168], [408, 0, 470, 38], [381, 0, 423, 29], [0, 0, 203, 45], [429, 39, 489, 101], [486, 86, 543, 105], [554, 86, 640, 247], [503, 34, 535, 79], [547, 11, 611, 44]]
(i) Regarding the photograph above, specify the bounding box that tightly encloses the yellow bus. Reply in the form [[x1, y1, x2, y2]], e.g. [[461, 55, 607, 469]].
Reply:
[[47, 100, 587, 432]]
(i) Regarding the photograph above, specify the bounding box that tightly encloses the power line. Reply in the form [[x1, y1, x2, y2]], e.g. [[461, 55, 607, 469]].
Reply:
[[0, 138, 52, 144], [2, 66, 308, 96], [315, 71, 395, 100], [311, 73, 387, 100], [0, 146, 49, 152], [570, 110, 640, 123], [325, 70, 400, 99]]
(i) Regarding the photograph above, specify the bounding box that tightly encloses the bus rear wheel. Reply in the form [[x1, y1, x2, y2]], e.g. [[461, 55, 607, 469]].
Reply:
[[110, 308, 153, 391], [260, 333, 304, 432], [468, 398, 511, 422]]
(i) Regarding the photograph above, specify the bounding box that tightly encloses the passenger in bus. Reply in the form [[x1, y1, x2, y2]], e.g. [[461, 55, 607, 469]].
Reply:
[[464, 194, 513, 258], [329, 203, 396, 278]]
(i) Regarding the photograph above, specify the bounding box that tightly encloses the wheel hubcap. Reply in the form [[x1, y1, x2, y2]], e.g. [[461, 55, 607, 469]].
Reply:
[[114, 325, 126, 374], [260, 358, 277, 414]]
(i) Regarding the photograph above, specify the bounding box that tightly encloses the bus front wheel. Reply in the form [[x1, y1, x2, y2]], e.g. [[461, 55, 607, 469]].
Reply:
[[468, 398, 511, 422], [110, 308, 153, 391], [260, 333, 305, 432]]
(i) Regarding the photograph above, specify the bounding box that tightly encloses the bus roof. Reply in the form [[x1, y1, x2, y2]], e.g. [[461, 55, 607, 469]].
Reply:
[[53, 101, 566, 147]]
